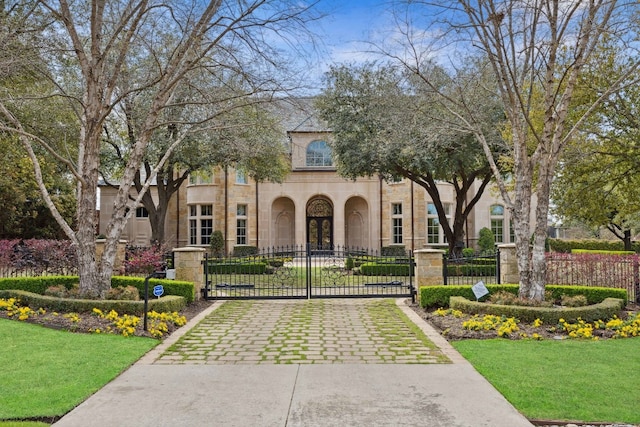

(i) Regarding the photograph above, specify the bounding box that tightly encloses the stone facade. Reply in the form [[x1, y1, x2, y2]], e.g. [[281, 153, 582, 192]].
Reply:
[[99, 101, 527, 254]]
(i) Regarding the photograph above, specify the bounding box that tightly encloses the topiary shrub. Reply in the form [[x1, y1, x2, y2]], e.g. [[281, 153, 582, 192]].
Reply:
[[209, 230, 225, 257], [477, 227, 495, 254]]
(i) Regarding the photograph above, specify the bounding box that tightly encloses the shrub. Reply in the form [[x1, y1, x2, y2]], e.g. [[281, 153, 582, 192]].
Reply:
[[359, 262, 413, 276], [381, 246, 407, 256], [0, 289, 186, 315], [560, 294, 588, 307], [572, 249, 635, 255], [419, 284, 628, 308], [209, 230, 225, 257], [488, 290, 553, 307], [110, 277, 195, 303], [124, 244, 166, 275], [106, 286, 140, 301], [449, 295, 625, 324], [461, 248, 475, 257], [548, 238, 640, 253], [232, 246, 258, 257], [207, 262, 266, 274], [477, 227, 495, 253], [0, 239, 77, 274], [44, 285, 72, 298]]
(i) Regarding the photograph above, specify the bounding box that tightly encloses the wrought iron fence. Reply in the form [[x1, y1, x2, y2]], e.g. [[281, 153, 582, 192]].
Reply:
[[203, 245, 415, 300], [442, 250, 501, 286], [546, 252, 639, 303]]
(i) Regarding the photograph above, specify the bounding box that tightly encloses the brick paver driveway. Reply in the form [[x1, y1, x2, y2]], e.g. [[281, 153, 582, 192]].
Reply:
[[155, 299, 450, 365]]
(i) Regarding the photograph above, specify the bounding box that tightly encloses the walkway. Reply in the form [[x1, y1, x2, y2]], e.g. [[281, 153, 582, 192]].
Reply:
[[54, 299, 533, 427]]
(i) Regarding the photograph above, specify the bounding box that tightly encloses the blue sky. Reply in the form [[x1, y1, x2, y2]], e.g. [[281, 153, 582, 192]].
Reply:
[[300, 0, 397, 90]]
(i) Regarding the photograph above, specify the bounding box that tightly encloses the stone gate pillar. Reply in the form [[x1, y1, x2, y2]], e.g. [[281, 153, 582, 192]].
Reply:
[[414, 249, 446, 290], [497, 243, 519, 284], [173, 247, 206, 301]]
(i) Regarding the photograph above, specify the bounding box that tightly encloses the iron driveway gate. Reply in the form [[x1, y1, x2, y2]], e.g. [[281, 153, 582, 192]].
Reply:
[[202, 245, 415, 301]]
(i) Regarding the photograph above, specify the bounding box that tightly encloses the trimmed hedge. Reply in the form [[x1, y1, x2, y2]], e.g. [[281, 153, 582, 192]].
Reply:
[[0, 276, 195, 303], [232, 246, 259, 257], [0, 276, 78, 294], [548, 238, 640, 253], [360, 262, 414, 276], [571, 249, 635, 255], [0, 289, 186, 315], [449, 295, 625, 324], [381, 246, 407, 256], [207, 262, 266, 274], [446, 264, 496, 277], [111, 276, 195, 303], [419, 284, 628, 309]]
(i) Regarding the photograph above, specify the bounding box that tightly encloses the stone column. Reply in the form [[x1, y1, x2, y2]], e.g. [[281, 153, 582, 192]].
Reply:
[[497, 243, 519, 284], [414, 249, 446, 288], [173, 247, 206, 300]]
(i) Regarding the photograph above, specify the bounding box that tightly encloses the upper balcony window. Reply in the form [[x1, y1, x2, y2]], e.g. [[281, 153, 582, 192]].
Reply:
[[306, 140, 333, 167]]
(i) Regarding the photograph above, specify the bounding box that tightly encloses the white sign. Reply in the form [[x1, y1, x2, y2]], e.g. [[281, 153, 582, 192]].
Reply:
[[471, 281, 489, 300]]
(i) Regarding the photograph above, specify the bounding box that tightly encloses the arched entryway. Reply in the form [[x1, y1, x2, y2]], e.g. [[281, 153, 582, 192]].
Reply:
[[306, 197, 333, 251]]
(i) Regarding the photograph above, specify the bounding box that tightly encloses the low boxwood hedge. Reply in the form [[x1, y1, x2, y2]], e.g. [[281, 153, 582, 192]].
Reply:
[[449, 295, 625, 324], [419, 284, 628, 308], [0, 289, 186, 315], [0, 276, 78, 294], [446, 264, 496, 277], [111, 276, 195, 303], [360, 262, 414, 276], [206, 262, 267, 274], [0, 276, 195, 303]]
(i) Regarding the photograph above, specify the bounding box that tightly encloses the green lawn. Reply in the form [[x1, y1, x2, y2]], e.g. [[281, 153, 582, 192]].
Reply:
[[453, 338, 640, 424], [0, 319, 157, 420]]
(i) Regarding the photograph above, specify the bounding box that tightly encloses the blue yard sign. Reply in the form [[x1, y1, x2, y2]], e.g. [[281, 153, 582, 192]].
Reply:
[[153, 285, 164, 298]]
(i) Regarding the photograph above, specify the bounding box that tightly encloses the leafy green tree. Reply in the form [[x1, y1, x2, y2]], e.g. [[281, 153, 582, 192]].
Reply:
[[477, 227, 496, 254], [102, 99, 289, 244], [393, 0, 640, 300], [0, 1, 318, 297], [553, 39, 640, 250], [317, 62, 507, 257]]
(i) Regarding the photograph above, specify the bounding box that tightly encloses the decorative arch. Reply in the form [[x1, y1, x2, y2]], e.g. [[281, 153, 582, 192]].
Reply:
[[345, 196, 369, 248], [272, 197, 295, 247], [306, 196, 333, 249]]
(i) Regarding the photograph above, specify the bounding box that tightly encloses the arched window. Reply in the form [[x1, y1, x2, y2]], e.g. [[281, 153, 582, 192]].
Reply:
[[490, 204, 505, 243], [306, 140, 333, 167]]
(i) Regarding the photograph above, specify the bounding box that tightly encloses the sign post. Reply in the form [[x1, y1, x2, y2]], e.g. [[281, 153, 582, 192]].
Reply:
[[144, 271, 165, 332]]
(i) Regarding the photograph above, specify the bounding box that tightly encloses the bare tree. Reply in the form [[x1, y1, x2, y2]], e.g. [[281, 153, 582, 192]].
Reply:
[[394, 0, 640, 299], [0, 0, 319, 297]]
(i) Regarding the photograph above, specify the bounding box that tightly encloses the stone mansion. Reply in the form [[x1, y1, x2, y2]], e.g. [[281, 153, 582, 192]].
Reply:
[[99, 99, 519, 254]]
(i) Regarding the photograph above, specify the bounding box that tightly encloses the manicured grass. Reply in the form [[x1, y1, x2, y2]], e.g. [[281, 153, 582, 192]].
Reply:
[[453, 338, 640, 424], [0, 319, 157, 420]]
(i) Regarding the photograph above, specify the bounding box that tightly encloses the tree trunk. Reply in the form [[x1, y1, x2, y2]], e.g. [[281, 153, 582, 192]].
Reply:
[[624, 230, 632, 251], [149, 206, 167, 244]]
